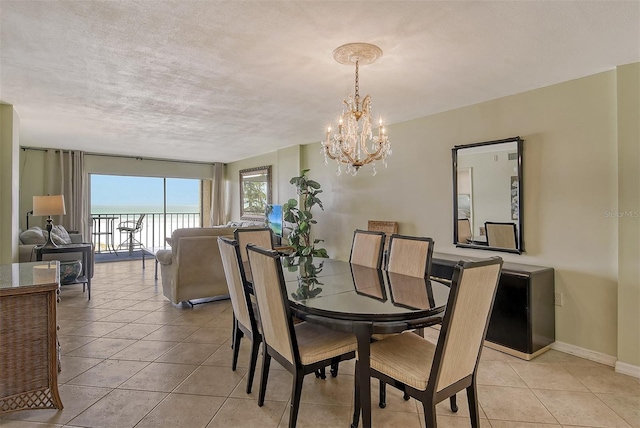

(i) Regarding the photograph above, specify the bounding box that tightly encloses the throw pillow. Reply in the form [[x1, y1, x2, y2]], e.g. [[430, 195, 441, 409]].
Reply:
[[51, 225, 72, 244], [20, 227, 46, 244], [47, 230, 68, 246]]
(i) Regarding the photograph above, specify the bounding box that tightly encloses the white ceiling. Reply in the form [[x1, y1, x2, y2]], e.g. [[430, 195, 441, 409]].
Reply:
[[1, 1, 638, 163]]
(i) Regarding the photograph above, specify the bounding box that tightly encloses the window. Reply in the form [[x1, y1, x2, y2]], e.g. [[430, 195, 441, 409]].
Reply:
[[90, 175, 203, 252]]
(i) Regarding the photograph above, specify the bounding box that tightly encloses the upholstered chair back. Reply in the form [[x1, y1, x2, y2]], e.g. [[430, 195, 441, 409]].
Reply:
[[218, 237, 252, 331], [457, 218, 472, 243], [433, 258, 503, 392], [386, 235, 434, 278], [247, 244, 296, 365], [349, 229, 385, 269], [485, 222, 517, 249], [235, 228, 273, 263]]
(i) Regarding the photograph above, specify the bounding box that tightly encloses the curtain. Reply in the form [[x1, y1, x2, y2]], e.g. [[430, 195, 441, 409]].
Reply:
[[210, 163, 226, 226], [45, 150, 89, 240]]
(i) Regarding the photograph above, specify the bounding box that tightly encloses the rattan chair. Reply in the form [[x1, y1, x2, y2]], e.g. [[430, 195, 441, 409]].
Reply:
[[246, 244, 357, 428], [217, 237, 262, 394], [386, 234, 435, 278], [352, 257, 504, 428], [484, 222, 517, 249], [349, 229, 385, 269]]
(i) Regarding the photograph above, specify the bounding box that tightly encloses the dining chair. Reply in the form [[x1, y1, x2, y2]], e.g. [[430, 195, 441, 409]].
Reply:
[[376, 234, 435, 382], [246, 244, 358, 428], [457, 218, 472, 244], [349, 229, 385, 269], [217, 237, 262, 394], [352, 257, 504, 428], [235, 227, 274, 263], [484, 222, 517, 249], [386, 234, 435, 278]]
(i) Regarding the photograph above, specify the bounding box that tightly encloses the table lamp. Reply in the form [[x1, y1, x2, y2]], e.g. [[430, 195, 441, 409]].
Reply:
[[32, 195, 67, 248]]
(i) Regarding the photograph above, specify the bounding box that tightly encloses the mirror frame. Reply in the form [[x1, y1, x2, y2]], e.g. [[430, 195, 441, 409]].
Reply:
[[239, 165, 272, 220], [452, 136, 524, 254]]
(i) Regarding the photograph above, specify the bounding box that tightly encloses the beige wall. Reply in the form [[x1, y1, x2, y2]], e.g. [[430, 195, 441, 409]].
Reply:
[[616, 63, 640, 368], [0, 105, 20, 263], [18, 151, 218, 231], [229, 69, 629, 360]]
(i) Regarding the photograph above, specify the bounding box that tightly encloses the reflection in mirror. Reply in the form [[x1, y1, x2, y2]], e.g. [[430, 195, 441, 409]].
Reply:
[[351, 264, 386, 301], [452, 137, 523, 254], [387, 272, 434, 310], [239, 166, 272, 220]]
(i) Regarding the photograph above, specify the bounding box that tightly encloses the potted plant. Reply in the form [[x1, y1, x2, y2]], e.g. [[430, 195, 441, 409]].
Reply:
[[283, 169, 329, 258]]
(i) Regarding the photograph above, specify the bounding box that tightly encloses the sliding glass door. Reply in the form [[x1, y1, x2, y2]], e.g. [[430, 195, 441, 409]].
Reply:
[[90, 174, 203, 253]]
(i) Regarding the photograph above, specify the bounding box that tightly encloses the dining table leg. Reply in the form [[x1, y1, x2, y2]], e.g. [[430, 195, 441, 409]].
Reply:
[[352, 321, 373, 428]]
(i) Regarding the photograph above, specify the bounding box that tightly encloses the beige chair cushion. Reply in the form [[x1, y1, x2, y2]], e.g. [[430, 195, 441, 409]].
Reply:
[[368, 331, 436, 391], [295, 322, 357, 365]]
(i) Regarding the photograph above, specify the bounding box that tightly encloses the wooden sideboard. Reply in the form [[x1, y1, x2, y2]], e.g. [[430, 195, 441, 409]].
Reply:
[[0, 262, 63, 413], [431, 252, 555, 360]]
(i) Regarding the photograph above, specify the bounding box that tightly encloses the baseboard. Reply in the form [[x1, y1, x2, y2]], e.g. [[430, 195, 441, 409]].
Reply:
[[615, 361, 640, 379], [550, 341, 617, 367]]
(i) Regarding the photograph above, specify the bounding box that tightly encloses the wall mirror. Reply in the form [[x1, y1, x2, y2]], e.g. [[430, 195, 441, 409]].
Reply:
[[452, 136, 524, 254], [240, 165, 272, 220]]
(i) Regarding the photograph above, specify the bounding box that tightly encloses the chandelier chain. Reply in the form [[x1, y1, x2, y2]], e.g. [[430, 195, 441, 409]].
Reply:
[[354, 60, 360, 104]]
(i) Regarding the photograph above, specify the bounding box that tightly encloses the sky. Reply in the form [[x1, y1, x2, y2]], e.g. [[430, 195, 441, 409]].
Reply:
[[91, 175, 200, 208]]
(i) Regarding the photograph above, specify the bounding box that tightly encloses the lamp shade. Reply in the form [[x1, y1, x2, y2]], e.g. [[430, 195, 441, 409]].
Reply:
[[33, 195, 66, 217]]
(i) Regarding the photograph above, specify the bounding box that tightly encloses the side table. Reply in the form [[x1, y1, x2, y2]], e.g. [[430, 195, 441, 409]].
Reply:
[[141, 247, 160, 280], [0, 261, 64, 413], [36, 243, 93, 300]]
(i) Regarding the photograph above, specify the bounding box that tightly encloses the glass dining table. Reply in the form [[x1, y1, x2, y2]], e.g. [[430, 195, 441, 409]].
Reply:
[[250, 256, 451, 428]]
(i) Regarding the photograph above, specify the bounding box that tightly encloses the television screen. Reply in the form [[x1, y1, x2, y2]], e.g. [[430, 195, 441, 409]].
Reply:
[[265, 204, 283, 237]]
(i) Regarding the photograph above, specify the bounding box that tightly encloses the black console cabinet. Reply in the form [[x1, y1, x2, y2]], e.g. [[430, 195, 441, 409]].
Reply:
[[431, 253, 555, 360]]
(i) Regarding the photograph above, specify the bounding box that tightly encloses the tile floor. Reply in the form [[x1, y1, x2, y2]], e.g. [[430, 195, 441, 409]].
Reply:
[[2, 260, 639, 428]]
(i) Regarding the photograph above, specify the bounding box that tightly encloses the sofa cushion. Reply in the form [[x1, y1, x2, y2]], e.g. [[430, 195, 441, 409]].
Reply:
[[20, 227, 47, 244], [51, 225, 72, 244]]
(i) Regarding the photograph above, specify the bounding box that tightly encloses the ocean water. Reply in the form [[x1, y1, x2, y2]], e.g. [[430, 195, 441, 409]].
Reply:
[[91, 205, 199, 214]]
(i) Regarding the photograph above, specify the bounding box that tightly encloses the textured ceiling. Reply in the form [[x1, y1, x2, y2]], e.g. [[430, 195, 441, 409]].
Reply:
[[1, 1, 638, 163]]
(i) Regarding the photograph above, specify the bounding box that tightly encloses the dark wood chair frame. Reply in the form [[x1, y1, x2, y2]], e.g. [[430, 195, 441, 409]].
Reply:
[[352, 257, 503, 428], [247, 244, 356, 428], [219, 237, 263, 394]]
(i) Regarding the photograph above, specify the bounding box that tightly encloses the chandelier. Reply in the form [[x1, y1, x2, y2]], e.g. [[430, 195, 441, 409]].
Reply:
[[322, 43, 391, 176]]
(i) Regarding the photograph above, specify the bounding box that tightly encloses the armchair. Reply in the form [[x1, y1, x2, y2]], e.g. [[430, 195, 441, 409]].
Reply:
[[156, 227, 237, 305]]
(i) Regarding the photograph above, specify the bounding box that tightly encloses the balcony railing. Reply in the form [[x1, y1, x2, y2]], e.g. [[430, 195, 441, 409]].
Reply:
[[91, 212, 201, 253]]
